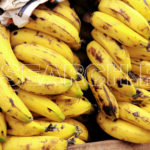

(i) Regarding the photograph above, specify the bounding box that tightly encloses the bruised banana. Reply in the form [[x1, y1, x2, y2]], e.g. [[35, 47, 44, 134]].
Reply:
[[99, 0, 150, 39], [38, 3, 81, 31], [68, 136, 85, 146], [112, 88, 150, 104], [17, 89, 65, 122], [0, 25, 25, 84], [91, 29, 131, 73], [11, 28, 74, 63], [64, 118, 88, 141], [53, 95, 92, 118], [127, 46, 150, 61], [35, 120, 76, 139], [118, 102, 150, 131], [0, 72, 32, 122], [87, 41, 136, 96], [122, 0, 150, 22], [14, 43, 77, 80], [6, 115, 46, 136], [0, 111, 6, 142], [91, 12, 149, 47], [3, 136, 67, 150], [97, 112, 150, 144], [25, 9, 81, 50], [131, 58, 150, 75], [87, 65, 119, 120]]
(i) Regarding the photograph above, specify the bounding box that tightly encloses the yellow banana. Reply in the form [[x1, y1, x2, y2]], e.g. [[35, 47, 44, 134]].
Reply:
[[112, 88, 150, 104], [97, 112, 150, 143], [87, 65, 119, 120], [131, 58, 150, 75], [86, 41, 136, 96], [35, 120, 76, 139], [11, 28, 74, 63], [0, 72, 32, 122], [73, 53, 82, 72], [99, 0, 150, 39], [14, 43, 77, 80], [53, 95, 92, 118], [68, 136, 85, 146], [91, 11, 149, 47], [118, 102, 150, 130], [3, 136, 67, 150], [6, 115, 46, 136], [17, 89, 65, 122], [0, 144, 2, 150], [0, 25, 25, 84], [122, 0, 150, 22], [139, 103, 150, 113], [91, 29, 131, 73], [0, 111, 6, 142], [127, 46, 150, 61], [64, 118, 88, 141], [25, 9, 81, 50], [38, 4, 81, 32]]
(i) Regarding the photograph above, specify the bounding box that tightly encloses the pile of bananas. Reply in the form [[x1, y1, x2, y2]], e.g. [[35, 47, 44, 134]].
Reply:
[[87, 0, 150, 144], [0, 0, 93, 149]]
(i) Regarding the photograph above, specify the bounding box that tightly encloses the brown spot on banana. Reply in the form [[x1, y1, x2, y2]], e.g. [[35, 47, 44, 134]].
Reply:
[[132, 112, 139, 117], [26, 144, 30, 150], [114, 40, 123, 49], [91, 78, 99, 91], [40, 17, 45, 21], [30, 14, 37, 20], [9, 98, 15, 107], [47, 108, 52, 112], [71, 13, 80, 23], [116, 79, 131, 88], [144, 0, 149, 6]]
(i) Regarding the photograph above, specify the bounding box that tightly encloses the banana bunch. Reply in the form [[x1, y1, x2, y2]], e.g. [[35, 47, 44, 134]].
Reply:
[[0, 1, 93, 149], [88, 0, 150, 144]]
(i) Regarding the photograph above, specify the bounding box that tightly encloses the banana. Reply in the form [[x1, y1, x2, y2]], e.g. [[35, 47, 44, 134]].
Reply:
[[99, 0, 150, 39], [122, 0, 150, 22], [118, 102, 150, 130], [0, 25, 25, 84], [91, 11, 149, 47], [14, 43, 77, 80], [6, 115, 46, 136], [38, 4, 81, 31], [3, 136, 67, 150], [11, 28, 74, 63], [0, 111, 6, 142], [17, 89, 65, 122], [112, 88, 150, 104], [53, 95, 92, 118], [131, 58, 150, 75], [35, 120, 76, 139], [87, 65, 119, 120], [139, 103, 150, 113], [0, 144, 2, 150], [127, 46, 150, 61], [64, 119, 89, 141], [97, 112, 150, 144], [73, 53, 82, 72], [68, 136, 85, 146], [86, 41, 136, 96], [25, 9, 81, 50], [76, 73, 88, 91], [91, 29, 131, 73], [0, 72, 32, 122]]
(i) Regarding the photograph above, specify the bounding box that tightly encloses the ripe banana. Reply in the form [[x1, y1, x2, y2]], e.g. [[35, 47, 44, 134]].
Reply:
[[97, 112, 150, 143], [131, 58, 150, 75], [91, 29, 131, 73], [6, 115, 46, 136], [139, 103, 150, 113], [25, 9, 81, 50], [68, 136, 85, 146], [118, 102, 150, 130], [11, 28, 74, 63], [35, 120, 76, 139], [17, 89, 65, 122], [73, 53, 82, 72], [87, 65, 119, 120], [0, 111, 6, 142], [99, 0, 150, 39], [127, 46, 150, 61], [86, 41, 136, 96], [53, 95, 92, 118], [0, 25, 25, 84], [0, 72, 32, 122], [91, 12, 149, 47], [122, 0, 150, 22], [3, 136, 67, 150], [14, 43, 77, 80], [0, 144, 2, 150], [64, 118, 89, 141]]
